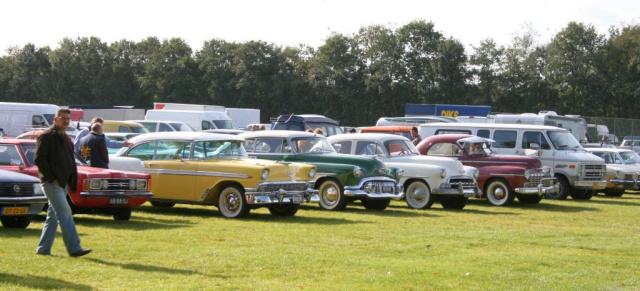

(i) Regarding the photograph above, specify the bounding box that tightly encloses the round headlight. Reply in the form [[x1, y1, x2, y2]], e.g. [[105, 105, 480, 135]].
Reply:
[[353, 166, 364, 178], [136, 180, 147, 190], [524, 170, 531, 180], [309, 168, 316, 179], [472, 169, 479, 179], [101, 179, 109, 190], [396, 168, 404, 178], [129, 180, 136, 190], [440, 169, 447, 179], [261, 169, 269, 180]]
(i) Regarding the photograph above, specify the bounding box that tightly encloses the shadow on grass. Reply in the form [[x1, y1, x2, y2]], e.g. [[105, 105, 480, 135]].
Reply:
[[584, 195, 640, 206], [466, 199, 599, 213], [299, 203, 438, 218], [85, 258, 227, 279], [0, 227, 45, 238], [70, 216, 194, 231], [0, 273, 93, 290], [242, 212, 368, 225]]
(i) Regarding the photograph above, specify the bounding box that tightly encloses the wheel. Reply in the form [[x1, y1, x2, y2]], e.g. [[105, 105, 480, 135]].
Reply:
[[268, 204, 300, 216], [360, 198, 391, 211], [113, 208, 132, 221], [0, 215, 33, 228], [317, 180, 347, 211], [604, 189, 624, 197], [545, 176, 570, 200], [150, 201, 176, 208], [440, 196, 468, 210], [516, 194, 543, 204], [405, 181, 434, 209], [571, 189, 594, 200], [218, 185, 249, 218], [484, 178, 515, 206]]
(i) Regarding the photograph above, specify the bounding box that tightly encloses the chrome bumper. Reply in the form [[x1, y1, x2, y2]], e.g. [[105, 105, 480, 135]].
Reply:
[[79, 191, 153, 198], [515, 178, 559, 196], [0, 195, 48, 204], [573, 180, 607, 190], [343, 177, 404, 200], [432, 182, 481, 197], [609, 179, 638, 190], [245, 181, 319, 205]]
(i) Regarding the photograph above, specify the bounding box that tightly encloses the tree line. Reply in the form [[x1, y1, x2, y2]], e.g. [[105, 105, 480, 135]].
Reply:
[[0, 20, 638, 126]]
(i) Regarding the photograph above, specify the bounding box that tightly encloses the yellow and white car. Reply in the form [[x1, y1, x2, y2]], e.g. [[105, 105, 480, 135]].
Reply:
[[109, 132, 319, 218]]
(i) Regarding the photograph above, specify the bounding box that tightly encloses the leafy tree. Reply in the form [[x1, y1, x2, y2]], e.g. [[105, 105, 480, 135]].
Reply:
[[433, 38, 468, 104], [469, 39, 504, 106]]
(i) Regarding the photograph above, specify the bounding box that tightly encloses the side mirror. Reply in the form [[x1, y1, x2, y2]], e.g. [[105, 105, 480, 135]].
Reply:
[[332, 144, 342, 152], [529, 143, 540, 150]]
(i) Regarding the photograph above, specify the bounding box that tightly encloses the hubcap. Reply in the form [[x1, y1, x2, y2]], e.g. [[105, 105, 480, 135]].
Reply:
[[224, 192, 240, 213], [492, 187, 505, 200], [323, 185, 339, 204], [411, 187, 426, 202]]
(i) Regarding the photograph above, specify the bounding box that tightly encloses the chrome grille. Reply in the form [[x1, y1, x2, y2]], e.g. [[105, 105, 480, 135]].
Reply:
[[448, 178, 477, 189], [624, 174, 633, 180], [580, 164, 605, 180], [104, 179, 136, 191], [0, 182, 35, 196], [259, 182, 308, 192], [364, 181, 396, 193]]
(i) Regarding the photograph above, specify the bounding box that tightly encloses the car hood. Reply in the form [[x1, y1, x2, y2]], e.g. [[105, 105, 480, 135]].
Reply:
[[77, 166, 150, 179], [0, 169, 40, 183], [392, 155, 465, 174], [474, 154, 540, 168], [286, 153, 388, 176]]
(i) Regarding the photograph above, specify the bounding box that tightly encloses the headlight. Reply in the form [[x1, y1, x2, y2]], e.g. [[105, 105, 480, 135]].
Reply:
[[472, 169, 479, 179], [33, 183, 44, 195], [261, 169, 269, 180], [353, 166, 364, 178], [89, 179, 102, 190], [440, 169, 447, 179], [395, 168, 404, 178], [129, 180, 136, 190], [136, 179, 147, 190], [524, 170, 531, 180], [309, 168, 316, 179], [101, 179, 109, 190]]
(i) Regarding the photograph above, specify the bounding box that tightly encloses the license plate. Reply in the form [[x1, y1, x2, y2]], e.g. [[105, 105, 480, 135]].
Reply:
[[109, 198, 129, 205], [292, 196, 303, 203], [592, 182, 599, 189], [2, 207, 29, 215]]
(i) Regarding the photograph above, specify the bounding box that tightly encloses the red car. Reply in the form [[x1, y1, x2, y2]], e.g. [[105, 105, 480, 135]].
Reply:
[[0, 139, 152, 220], [416, 134, 558, 206]]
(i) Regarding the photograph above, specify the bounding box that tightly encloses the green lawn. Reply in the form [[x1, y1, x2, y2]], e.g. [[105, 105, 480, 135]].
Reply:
[[2, 193, 639, 290]]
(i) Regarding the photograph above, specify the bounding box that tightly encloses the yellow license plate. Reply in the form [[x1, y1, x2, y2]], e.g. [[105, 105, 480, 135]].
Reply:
[[2, 207, 29, 215], [592, 182, 599, 189]]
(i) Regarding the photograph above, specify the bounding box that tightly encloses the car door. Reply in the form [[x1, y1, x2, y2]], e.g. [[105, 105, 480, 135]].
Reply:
[[491, 130, 519, 156], [522, 130, 555, 168]]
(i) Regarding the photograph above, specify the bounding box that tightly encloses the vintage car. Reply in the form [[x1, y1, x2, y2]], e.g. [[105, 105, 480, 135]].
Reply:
[[0, 139, 152, 221], [585, 148, 640, 197], [0, 169, 47, 228], [416, 134, 558, 205], [238, 131, 404, 211], [109, 132, 319, 218], [105, 132, 141, 155], [328, 133, 481, 210], [358, 126, 413, 140]]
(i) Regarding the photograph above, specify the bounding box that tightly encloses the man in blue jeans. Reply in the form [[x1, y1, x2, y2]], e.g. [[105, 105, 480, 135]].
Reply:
[[35, 108, 91, 257]]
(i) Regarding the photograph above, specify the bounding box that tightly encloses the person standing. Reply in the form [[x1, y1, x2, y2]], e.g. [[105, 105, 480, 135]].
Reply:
[[35, 108, 92, 257], [78, 123, 109, 169], [73, 117, 131, 152], [411, 126, 422, 146]]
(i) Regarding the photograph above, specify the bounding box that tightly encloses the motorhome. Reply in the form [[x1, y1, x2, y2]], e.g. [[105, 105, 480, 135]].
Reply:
[[144, 109, 237, 131], [0, 102, 60, 137], [419, 123, 606, 200]]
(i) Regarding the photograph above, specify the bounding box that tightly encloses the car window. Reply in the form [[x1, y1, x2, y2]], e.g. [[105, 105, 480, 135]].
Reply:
[[355, 141, 385, 156], [612, 153, 623, 164], [127, 142, 156, 160], [522, 131, 551, 150], [492, 130, 517, 148], [477, 130, 490, 138], [202, 121, 214, 130], [0, 145, 24, 166], [155, 141, 190, 160], [193, 141, 246, 159], [385, 140, 419, 156], [274, 123, 305, 131], [140, 122, 156, 132], [427, 142, 461, 157], [20, 144, 36, 165], [119, 126, 129, 133], [159, 123, 173, 132], [246, 137, 284, 154], [107, 135, 125, 141], [170, 123, 194, 132], [435, 129, 471, 135], [332, 141, 352, 154]]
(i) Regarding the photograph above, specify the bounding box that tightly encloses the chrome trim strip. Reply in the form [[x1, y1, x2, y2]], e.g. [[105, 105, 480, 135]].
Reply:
[[79, 191, 153, 198], [0, 196, 48, 203], [143, 169, 251, 179]]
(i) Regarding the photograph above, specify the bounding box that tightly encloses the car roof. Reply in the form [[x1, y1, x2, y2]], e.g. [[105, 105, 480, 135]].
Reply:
[[328, 133, 411, 142], [276, 114, 338, 124], [0, 138, 36, 145], [584, 148, 634, 153], [360, 126, 413, 132], [128, 132, 244, 144], [419, 122, 568, 131], [104, 120, 145, 127], [239, 130, 322, 139]]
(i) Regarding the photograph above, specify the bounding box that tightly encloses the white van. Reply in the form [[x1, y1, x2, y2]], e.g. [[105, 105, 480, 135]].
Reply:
[[0, 102, 60, 137], [144, 110, 237, 131], [419, 123, 606, 200]]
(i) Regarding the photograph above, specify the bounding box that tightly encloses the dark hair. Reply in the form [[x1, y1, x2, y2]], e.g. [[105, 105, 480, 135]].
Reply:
[[55, 108, 71, 117], [90, 123, 103, 132], [91, 117, 104, 123], [411, 126, 418, 132]]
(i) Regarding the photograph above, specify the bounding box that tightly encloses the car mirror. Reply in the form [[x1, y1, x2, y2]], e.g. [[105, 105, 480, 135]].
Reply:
[[529, 143, 540, 150]]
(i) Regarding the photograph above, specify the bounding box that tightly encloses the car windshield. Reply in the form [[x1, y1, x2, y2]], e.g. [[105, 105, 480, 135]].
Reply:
[[213, 120, 237, 129], [130, 126, 150, 134], [547, 131, 583, 150], [43, 114, 55, 126], [620, 151, 640, 164], [385, 140, 419, 156], [170, 123, 195, 132], [461, 142, 491, 156], [292, 137, 336, 153], [193, 141, 247, 159], [0, 144, 25, 166]]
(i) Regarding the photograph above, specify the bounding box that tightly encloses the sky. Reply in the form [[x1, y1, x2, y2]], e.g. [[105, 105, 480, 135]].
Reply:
[[1, 0, 638, 56]]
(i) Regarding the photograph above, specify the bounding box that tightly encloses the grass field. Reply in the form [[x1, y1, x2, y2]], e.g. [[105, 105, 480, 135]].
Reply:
[[2, 193, 640, 290]]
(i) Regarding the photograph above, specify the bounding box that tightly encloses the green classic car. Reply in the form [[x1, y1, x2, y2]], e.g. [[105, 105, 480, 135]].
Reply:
[[239, 131, 404, 211]]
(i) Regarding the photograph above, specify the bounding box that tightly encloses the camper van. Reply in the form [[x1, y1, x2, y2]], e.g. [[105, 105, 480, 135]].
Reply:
[[0, 102, 60, 137], [419, 123, 606, 200], [489, 111, 588, 143], [144, 109, 237, 131]]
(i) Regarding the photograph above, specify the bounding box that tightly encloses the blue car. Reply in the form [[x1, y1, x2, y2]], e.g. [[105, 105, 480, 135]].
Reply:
[[0, 169, 47, 228]]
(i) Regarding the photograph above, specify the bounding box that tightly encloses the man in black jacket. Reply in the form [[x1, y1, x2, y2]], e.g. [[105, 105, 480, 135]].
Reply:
[[78, 123, 109, 169], [35, 108, 91, 257]]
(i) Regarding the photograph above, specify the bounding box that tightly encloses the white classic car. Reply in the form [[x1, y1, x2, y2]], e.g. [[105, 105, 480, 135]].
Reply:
[[328, 133, 481, 210], [585, 148, 640, 196]]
